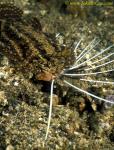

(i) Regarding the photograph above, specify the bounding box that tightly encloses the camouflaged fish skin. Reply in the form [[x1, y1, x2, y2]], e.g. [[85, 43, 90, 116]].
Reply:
[[0, 3, 74, 81], [0, 3, 23, 20]]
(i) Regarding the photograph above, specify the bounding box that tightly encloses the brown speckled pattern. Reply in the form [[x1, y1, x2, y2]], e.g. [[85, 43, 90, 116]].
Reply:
[[0, 3, 74, 80]]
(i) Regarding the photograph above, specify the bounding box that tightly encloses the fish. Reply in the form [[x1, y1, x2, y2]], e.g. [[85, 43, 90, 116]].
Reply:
[[0, 3, 73, 81]]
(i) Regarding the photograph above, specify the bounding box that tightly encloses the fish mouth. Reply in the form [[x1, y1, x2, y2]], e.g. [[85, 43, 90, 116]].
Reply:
[[36, 70, 56, 81]]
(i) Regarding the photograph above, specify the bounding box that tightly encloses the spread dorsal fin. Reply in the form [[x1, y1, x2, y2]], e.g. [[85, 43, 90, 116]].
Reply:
[[0, 3, 23, 21]]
